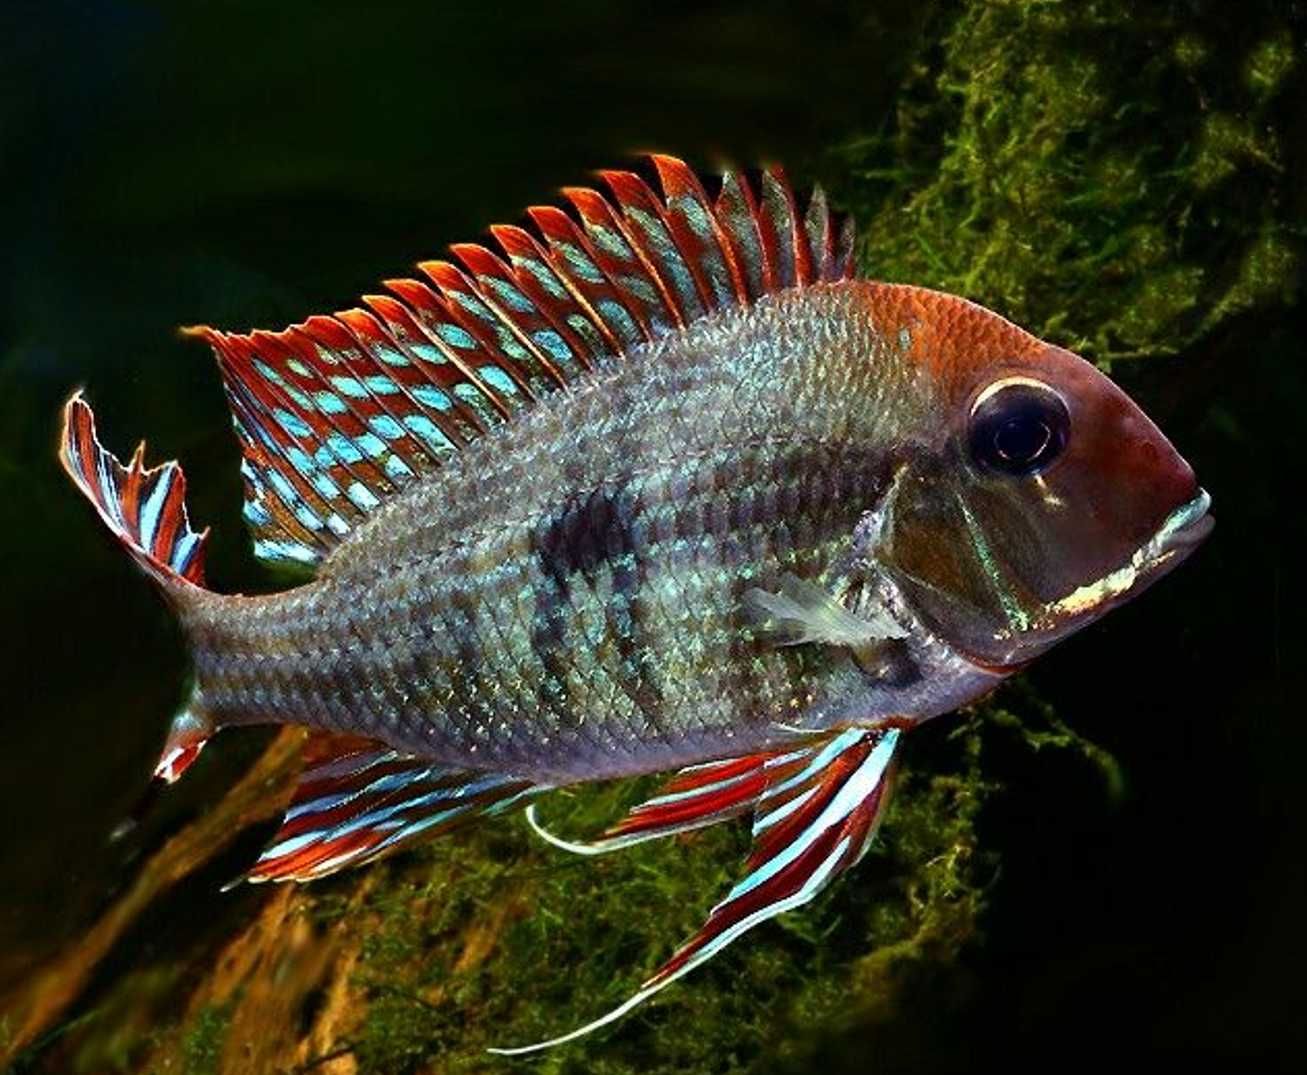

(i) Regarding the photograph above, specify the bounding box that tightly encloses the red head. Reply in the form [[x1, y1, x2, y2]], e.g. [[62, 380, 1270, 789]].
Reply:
[[864, 285, 1212, 667]]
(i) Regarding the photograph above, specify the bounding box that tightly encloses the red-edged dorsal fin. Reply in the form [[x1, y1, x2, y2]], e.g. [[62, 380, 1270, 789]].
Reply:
[[189, 324, 379, 568], [598, 169, 710, 324], [238, 732, 546, 885], [525, 203, 650, 350], [187, 157, 857, 572], [375, 277, 510, 432], [563, 185, 684, 338], [488, 221, 611, 369], [250, 323, 413, 497], [805, 185, 836, 282], [448, 241, 581, 387], [416, 259, 542, 408], [835, 215, 857, 279], [759, 165, 808, 289], [315, 308, 460, 474], [714, 171, 770, 299], [496, 725, 900, 1055], [651, 154, 749, 310]]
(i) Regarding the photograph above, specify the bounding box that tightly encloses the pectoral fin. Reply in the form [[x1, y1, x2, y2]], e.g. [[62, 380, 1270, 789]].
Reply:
[[742, 573, 907, 648]]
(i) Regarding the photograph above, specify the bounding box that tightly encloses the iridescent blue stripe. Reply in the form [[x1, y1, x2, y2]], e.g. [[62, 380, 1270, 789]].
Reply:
[[138, 467, 174, 551]]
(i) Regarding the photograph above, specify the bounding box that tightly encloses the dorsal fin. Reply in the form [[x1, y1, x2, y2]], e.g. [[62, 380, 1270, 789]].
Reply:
[[188, 156, 857, 570]]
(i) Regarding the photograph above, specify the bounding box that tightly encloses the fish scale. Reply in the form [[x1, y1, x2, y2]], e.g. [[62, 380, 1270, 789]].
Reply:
[[192, 471, 878, 777], [178, 289, 908, 780], [59, 156, 1210, 1051]]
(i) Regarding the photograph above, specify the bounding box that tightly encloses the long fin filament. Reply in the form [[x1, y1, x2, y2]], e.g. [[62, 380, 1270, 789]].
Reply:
[[496, 726, 900, 1055], [525, 750, 786, 856]]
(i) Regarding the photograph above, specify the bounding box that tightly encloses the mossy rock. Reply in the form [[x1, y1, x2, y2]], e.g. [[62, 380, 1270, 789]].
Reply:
[[825, 0, 1300, 364], [33, 712, 1003, 1075]]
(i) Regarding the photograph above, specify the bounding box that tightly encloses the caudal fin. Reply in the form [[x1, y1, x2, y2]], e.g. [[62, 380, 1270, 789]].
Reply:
[[60, 392, 215, 782], [59, 391, 210, 588]]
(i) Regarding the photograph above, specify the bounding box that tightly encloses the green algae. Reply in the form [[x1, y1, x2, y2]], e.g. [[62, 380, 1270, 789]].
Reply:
[[180, 1002, 234, 1075], [827, 0, 1301, 365], [331, 713, 998, 1075], [1246, 29, 1296, 100], [68, 967, 185, 1074]]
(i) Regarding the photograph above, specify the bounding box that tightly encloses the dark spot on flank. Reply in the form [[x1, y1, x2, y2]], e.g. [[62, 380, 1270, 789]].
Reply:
[[533, 481, 638, 582], [530, 478, 658, 721]]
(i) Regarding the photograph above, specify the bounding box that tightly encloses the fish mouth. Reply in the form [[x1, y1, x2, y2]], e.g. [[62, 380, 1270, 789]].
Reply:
[[1045, 488, 1213, 620], [879, 488, 1213, 677], [1142, 487, 1214, 563]]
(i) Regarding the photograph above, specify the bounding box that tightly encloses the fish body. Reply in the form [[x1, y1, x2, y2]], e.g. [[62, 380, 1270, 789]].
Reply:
[[60, 157, 1211, 1050], [182, 284, 1000, 783]]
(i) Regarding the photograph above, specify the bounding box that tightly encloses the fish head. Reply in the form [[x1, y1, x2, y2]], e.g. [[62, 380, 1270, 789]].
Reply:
[[872, 286, 1212, 669]]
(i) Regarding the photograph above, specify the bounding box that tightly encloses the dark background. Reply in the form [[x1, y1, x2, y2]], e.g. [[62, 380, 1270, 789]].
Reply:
[[2, 1, 1303, 1071]]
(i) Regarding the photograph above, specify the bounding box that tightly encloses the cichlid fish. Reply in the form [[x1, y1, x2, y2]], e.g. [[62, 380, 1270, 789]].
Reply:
[[60, 155, 1212, 1052]]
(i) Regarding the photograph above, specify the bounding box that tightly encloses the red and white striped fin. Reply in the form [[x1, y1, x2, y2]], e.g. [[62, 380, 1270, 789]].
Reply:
[[238, 734, 545, 885], [525, 749, 789, 855], [493, 725, 900, 1055], [185, 156, 856, 573], [59, 392, 209, 587]]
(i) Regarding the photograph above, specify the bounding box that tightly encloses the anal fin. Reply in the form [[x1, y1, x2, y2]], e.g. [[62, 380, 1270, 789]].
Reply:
[[497, 724, 901, 1054], [240, 733, 546, 885]]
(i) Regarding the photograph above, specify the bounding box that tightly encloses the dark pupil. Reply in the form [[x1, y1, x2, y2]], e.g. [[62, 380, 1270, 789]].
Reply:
[[994, 414, 1051, 463], [969, 383, 1069, 476]]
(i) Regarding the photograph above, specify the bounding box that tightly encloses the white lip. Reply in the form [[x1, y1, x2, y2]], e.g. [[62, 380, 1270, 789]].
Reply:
[[1046, 488, 1212, 618], [1149, 487, 1213, 555]]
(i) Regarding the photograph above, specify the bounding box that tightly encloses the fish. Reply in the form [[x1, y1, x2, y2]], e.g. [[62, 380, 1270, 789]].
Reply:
[[58, 154, 1213, 1052]]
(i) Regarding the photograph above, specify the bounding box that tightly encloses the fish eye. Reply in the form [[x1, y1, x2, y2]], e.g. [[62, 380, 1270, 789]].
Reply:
[[967, 378, 1070, 477]]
